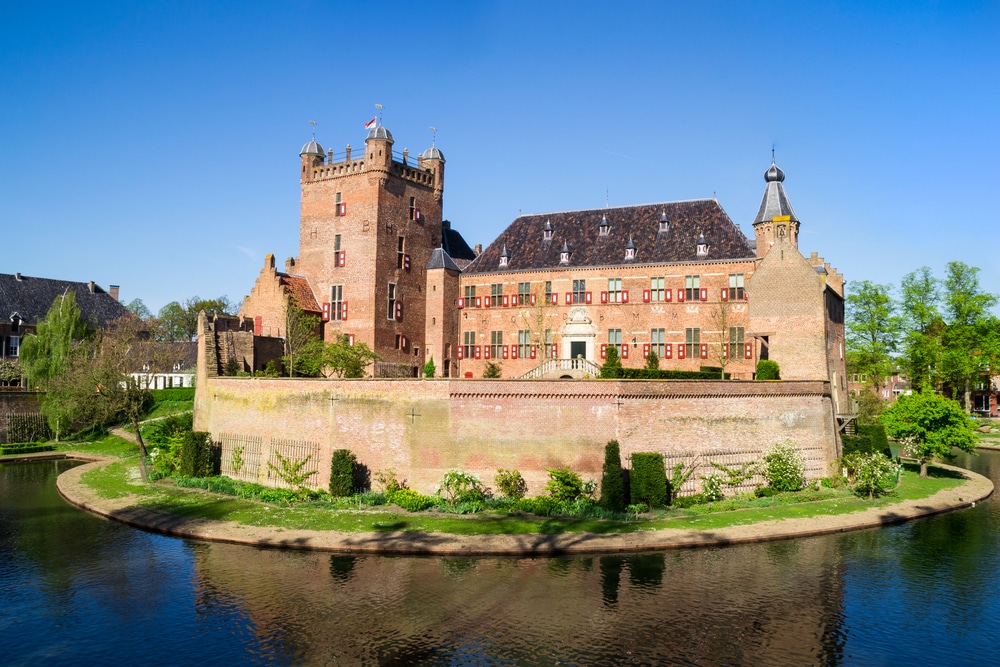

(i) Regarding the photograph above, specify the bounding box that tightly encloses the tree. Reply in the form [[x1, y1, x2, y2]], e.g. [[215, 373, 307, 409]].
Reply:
[[645, 349, 659, 371], [519, 289, 557, 362], [899, 267, 944, 392], [423, 356, 436, 378], [600, 440, 625, 512], [709, 300, 746, 379], [324, 335, 380, 378], [599, 346, 623, 378], [880, 391, 978, 477], [940, 262, 998, 410], [156, 296, 235, 342], [20, 291, 91, 390], [846, 280, 903, 391], [124, 298, 152, 320], [283, 297, 324, 377], [482, 362, 502, 379]]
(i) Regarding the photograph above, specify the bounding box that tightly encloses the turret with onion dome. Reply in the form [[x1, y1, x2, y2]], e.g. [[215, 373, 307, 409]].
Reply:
[[299, 136, 326, 181], [752, 157, 800, 257]]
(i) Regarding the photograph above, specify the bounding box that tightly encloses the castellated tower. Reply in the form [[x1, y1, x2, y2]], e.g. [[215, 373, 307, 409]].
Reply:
[[293, 125, 446, 371], [751, 161, 800, 257]]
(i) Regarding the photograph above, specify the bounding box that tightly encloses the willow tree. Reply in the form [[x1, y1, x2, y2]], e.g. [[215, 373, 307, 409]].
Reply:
[[20, 291, 91, 390]]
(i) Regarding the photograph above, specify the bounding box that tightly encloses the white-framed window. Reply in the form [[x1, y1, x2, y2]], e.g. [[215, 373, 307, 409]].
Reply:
[[490, 330, 503, 359], [491, 283, 503, 307], [685, 276, 700, 302], [608, 329, 622, 354], [572, 279, 586, 304], [518, 330, 531, 358], [397, 236, 406, 269], [7, 335, 19, 357], [651, 328, 665, 357], [650, 277, 665, 302], [387, 283, 397, 320], [685, 327, 700, 359], [463, 331, 476, 360], [518, 282, 531, 306], [730, 326, 745, 347], [608, 278, 623, 303], [729, 273, 745, 300], [331, 285, 344, 321]]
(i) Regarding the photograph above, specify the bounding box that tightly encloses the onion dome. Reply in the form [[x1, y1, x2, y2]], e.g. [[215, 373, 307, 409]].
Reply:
[[366, 125, 393, 142], [753, 159, 798, 225], [764, 161, 785, 183], [299, 139, 324, 156]]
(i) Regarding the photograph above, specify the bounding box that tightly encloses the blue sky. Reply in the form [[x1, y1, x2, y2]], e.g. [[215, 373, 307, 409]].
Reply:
[[2, 1, 998, 313]]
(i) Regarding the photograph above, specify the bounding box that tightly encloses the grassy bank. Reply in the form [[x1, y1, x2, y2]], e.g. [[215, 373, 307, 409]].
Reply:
[[71, 435, 969, 537]]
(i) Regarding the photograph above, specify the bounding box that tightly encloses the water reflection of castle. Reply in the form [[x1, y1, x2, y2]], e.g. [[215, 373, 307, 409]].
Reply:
[[192, 541, 846, 663]]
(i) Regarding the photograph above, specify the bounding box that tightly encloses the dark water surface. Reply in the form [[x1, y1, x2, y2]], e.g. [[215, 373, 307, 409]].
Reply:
[[2, 453, 999, 666]]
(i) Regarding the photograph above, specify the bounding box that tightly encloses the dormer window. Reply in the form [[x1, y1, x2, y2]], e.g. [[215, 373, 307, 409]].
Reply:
[[658, 211, 670, 234], [542, 220, 553, 241], [624, 238, 636, 262], [173, 361, 182, 372], [142, 362, 152, 373], [559, 241, 571, 265], [599, 213, 610, 236], [499, 245, 510, 269], [696, 233, 710, 259], [9, 315, 20, 333]]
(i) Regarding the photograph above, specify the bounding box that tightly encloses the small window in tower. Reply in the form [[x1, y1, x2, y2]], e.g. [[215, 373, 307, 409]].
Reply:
[[335, 192, 345, 217], [387, 283, 397, 321], [331, 285, 344, 321], [335, 234, 341, 252], [409, 197, 416, 220], [397, 237, 405, 269]]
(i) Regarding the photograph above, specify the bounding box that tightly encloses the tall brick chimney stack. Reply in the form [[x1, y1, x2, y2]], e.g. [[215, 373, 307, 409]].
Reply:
[[109, 285, 120, 301]]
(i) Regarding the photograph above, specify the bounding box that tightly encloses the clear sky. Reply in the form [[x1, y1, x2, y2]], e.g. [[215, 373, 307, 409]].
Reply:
[[2, 1, 998, 314]]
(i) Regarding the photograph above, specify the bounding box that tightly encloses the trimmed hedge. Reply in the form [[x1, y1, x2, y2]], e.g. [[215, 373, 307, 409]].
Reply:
[[843, 423, 891, 458], [606, 368, 729, 380], [329, 449, 357, 496], [755, 360, 780, 380], [600, 440, 626, 512], [180, 431, 214, 477], [151, 387, 195, 402], [0, 443, 56, 456], [630, 453, 668, 508]]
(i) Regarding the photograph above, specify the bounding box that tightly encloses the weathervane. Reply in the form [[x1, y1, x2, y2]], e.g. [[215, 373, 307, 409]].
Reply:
[[375, 104, 383, 126], [309, 119, 317, 139], [429, 126, 437, 146]]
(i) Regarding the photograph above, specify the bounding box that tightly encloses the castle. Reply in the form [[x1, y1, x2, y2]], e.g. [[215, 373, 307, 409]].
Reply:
[[236, 122, 847, 410]]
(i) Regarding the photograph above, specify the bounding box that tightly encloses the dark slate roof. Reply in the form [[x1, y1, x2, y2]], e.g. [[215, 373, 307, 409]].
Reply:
[[426, 248, 461, 271], [0, 273, 129, 327], [463, 199, 755, 274], [279, 274, 321, 312], [442, 220, 477, 262], [752, 160, 798, 224]]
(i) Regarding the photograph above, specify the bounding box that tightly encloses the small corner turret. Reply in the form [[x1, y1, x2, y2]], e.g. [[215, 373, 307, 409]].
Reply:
[[752, 159, 800, 257]]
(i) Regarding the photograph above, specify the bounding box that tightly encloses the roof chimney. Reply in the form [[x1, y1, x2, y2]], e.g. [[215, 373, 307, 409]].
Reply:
[[14, 272, 21, 281], [88, 281, 96, 293], [109, 285, 120, 301]]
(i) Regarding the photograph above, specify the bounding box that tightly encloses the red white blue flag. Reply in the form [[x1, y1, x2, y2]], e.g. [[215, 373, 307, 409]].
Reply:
[[364, 117, 377, 129]]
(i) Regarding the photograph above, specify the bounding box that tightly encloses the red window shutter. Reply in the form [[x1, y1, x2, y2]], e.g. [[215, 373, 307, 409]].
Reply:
[[700, 343, 708, 359], [476, 297, 482, 308], [502, 345, 509, 359], [744, 291, 749, 301], [721, 288, 729, 301], [678, 290, 685, 302], [341, 301, 348, 320], [678, 344, 686, 359], [339, 202, 347, 216], [475, 346, 481, 359], [404, 254, 411, 271], [511, 345, 518, 359], [321, 302, 331, 322], [415, 209, 422, 221], [457, 346, 464, 359], [745, 342, 753, 359], [700, 288, 708, 301], [724, 343, 729, 358], [665, 343, 672, 359], [395, 301, 403, 320], [254, 316, 262, 336], [643, 344, 650, 358], [643, 289, 650, 303], [402, 335, 409, 350], [503, 295, 510, 307], [550, 294, 558, 305], [622, 344, 629, 359], [457, 297, 465, 309], [552, 343, 558, 357], [530, 345, 537, 359], [485, 296, 491, 308], [565, 293, 572, 304], [665, 289, 672, 302], [601, 291, 608, 304], [585, 292, 593, 304], [622, 290, 629, 303], [531, 294, 537, 305], [337, 250, 346, 267], [600, 344, 607, 359], [348, 334, 355, 346], [484, 346, 491, 359]]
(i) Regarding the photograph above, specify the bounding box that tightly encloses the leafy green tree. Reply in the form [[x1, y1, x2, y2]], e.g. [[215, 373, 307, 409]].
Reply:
[[846, 280, 903, 391], [600, 345, 623, 378], [880, 391, 978, 477], [423, 356, 436, 378], [124, 298, 152, 320], [600, 440, 626, 512], [156, 296, 235, 341], [283, 298, 324, 377], [899, 267, 944, 392], [324, 336, 380, 378], [482, 361, 502, 379], [940, 262, 997, 410], [645, 350, 659, 370], [0, 358, 22, 386], [20, 291, 91, 390]]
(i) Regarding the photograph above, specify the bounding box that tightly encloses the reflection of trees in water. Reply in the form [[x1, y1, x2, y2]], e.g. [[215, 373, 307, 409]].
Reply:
[[191, 538, 848, 665]]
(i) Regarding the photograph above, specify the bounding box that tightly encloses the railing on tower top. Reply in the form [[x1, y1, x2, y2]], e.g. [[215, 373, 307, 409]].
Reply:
[[517, 358, 602, 380]]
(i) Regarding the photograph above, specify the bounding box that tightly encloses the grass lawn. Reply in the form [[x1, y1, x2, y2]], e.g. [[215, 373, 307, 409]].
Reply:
[[75, 452, 968, 537]]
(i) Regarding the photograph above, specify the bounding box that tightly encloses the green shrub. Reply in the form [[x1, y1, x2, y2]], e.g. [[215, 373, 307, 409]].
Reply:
[[423, 356, 436, 378], [518, 495, 560, 516], [0, 443, 56, 455], [671, 493, 706, 508], [439, 469, 487, 504], [617, 368, 725, 380], [329, 449, 357, 497], [600, 440, 626, 512], [390, 488, 437, 512], [149, 431, 185, 477], [841, 433, 875, 457], [844, 452, 900, 498], [754, 486, 780, 498], [544, 468, 594, 502], [180, 431, 214, 477], [630, 452, 668, 508], [645, 350, 659, 370], [144, 413, 193, 447], [762, 441, 805, 492], [756, 359, 780, 380], [482, 362, 502, 379], [599, 346, 623, 378], [374, 469, 405, 494], [494, 468, 527, 500], [701, 473, 724, 502], [859, 423, 890, 456]]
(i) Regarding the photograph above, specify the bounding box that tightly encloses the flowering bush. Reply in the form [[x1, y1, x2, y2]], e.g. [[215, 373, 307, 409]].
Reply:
[[844, 452, 900, 498], [762, 441, 806, 492]]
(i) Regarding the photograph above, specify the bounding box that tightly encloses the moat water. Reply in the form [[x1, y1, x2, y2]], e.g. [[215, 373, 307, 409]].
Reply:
[[3, 453, 1000, 666]]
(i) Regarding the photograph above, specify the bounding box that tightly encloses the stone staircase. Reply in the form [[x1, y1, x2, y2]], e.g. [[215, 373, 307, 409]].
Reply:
[[517, 358, 602, 380]]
